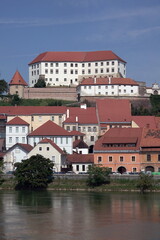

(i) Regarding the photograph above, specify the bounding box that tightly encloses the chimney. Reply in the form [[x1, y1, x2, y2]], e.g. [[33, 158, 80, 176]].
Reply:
[[80, 103, 87, 109], [67, 109, 69, 118], [94, 76, 96, 84], [76, 116, 78, 122], [109, 76, 111, 84]]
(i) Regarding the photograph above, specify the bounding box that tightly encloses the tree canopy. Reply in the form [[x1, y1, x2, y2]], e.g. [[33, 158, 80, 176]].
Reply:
[[87, 165, 111, 187], [34, 78, 46, 88], [14, 154, 54, 190], [0, 79, 8, 95]]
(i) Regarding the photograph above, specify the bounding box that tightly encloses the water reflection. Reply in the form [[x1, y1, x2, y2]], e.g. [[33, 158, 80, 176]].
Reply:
[[0, 191, 160, 240]]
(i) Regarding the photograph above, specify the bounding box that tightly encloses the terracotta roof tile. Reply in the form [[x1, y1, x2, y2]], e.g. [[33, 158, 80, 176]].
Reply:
[[73, 139, 88, 149], [0, 106, 66, 116], [6, 116, 29, 125], [29, 51, 126, 65], [7, 143, 33, 153], [67, 153, 94, 163], [28, 120, 72, 136], [140, 128, 160, 147], [9, 70, 28, 86], [70, 130, 85, 136], [94, 128, 143, 151], [64, 107, 98, 124], [80, 77, 138, 86], [39, 138, 64, 154], [96, 99, 132, 123], [132, 116, 157, 128]]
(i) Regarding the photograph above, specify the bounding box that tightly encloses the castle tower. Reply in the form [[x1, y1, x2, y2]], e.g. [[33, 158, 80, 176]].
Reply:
[[9, 70, 28, 98]]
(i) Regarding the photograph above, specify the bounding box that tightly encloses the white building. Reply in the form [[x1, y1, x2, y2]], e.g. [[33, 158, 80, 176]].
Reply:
[[77, 77, 139, 97], [3, 143, 33, 173], [28, 120, 73, 154], [6, 117, 29, 150], [28, 51, 126, 87], [27, 139, 67, 172], [146, 83, 160, 95]]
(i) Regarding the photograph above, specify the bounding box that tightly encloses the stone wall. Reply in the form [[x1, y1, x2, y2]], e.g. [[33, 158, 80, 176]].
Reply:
[[23, 87, 77, 101]]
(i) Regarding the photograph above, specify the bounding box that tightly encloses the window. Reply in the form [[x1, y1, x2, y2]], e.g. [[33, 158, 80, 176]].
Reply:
[[45, 69, 48, 74], [78, 126, 81, 131], [158, 155, 160, 161], [64, 78, 67, 81], [56, 69, 59, 74], [60, 138, 63, 144], [88, 69, 91, 74], [75, 70, 78, 74], [112, 68, 114, 72], [95, 69, 98, 73], [82, 165, 85, 171], [98, 86, 101, 89], [106, 68, 109, 73], [16, 137, 19, 143], [47, 147, 49, 151], [83, 127, 86, 131], [101, 69, 103, 73], [70, 63, 73, 67], [112, 61, 114, 65], [39, 116, 42, 122], [52, 156, 55, 163], [88, 63, 91, 67], [56, 78, 59, 81], [101, 62, 103, 66], [82, 63, 85, 67], [67, 126, 70, 131], [109, 156, 112, 162], [93, 127, 97, 132], [98, 156, 102, 163], [51, 116, 54, 121], [64, 63, 67, 67], [16, 127, 19, 133], [133, 168, 137, 172], [88, 127, 91, 132], [70, 70, 73, 74], [90, 136, 94, 141], [9, 127, 12, 133], [31, 116, 34, 121], [95, 62, 98, 66], [76, 165, 79, 171], [66, 137, 68, 144], [107, 62, 109, 65], [9, 137, 12, 143], [39, 147, 42, 151], [22, 137, 25, 143], [75, 63, 78, 67], [50, 69, 53, 74], [147, 154, 151, 161], [120, 156, 123, 162], [56, 63, 58, 67], [45, 63, 48, 67], [82, 70, 85, 74], [50, 63, 53, 67], [132, 156, 136, 162]]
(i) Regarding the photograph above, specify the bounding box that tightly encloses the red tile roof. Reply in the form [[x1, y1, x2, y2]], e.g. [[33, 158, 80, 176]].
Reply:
[[64, 107, 98, 124], [28, 120, 72, 136], [9, 70, 28, 86], [67, 153, 94, 163], [7, 143, 33, 153], [96, 99, 132, 123], [80, 77, 138, 86], [73, 139, 88, 149], [132, 116, 157, 128], [29, 51, 126, 65], [0, 106, 66, 116], [140, 128, 160, 147], [70, 130, 85, 136], [39, 138, 64, 154], [94, 128, 143, 151], [6, 116, 29, 125]]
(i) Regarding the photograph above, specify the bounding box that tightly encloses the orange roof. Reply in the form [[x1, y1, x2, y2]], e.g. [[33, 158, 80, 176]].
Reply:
[[70, 130, 85, 136], [0, 106, 66, 116], [67, 153, 94, 163], [6, 116, 29, 125], [140, 128, 160, 147], [80, 77, 138, 86], [132, 116, 157, 128], [29, 51, 126, 65], [39, 138, 64, 154], [94, 128, 142, 151], [7, 143, 33, 153], [64, 107, 98, 124], [9, 70, 28, 86], [96, 99, 132, 123], [28, 120, 72, 136]]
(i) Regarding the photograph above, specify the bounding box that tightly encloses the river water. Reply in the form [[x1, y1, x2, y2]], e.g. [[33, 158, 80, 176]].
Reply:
[[0, 190, 160, 240]]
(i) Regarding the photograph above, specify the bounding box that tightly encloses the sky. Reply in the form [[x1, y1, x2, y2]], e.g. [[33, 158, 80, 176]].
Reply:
[[0, 0, 160, 86]]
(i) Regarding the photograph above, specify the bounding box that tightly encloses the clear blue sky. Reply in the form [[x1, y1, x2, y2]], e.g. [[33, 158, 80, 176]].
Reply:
[[0, 0, 160, 86]]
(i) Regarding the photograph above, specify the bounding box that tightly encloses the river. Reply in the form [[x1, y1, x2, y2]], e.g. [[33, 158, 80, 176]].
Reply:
[[0, 190, 160, 240]]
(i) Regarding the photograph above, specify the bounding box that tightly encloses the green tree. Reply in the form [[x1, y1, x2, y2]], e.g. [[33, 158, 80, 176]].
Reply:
[[14, 154, 54, 190], [11, 94, 22, 106], [136, 173, 154, 193], [0, 79, 8, 95], [87, 165, 111, 187], [34, 78, 46, 88]]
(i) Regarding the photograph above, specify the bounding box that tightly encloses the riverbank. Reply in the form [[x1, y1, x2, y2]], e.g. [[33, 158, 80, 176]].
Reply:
[[1, 177, 160, 192]]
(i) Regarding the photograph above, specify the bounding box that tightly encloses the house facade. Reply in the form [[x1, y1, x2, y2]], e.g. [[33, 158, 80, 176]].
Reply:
[[28, 51, 126, 87]]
